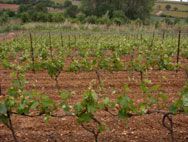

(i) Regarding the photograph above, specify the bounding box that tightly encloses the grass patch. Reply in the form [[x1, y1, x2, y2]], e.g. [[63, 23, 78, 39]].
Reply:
[[0, 24, 22, 33], [155, 2, 188, 11], [164, 11, 188, 18]]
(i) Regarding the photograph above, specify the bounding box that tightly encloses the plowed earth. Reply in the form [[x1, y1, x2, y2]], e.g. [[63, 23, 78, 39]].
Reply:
[[0, 32, 21, 42], [0, 66, 188, 142], [0, 4, 19, 11], [0, 33, 188, 141]]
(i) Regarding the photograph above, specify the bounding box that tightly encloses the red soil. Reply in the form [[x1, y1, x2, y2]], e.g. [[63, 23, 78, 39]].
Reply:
[[0, 68, 188, 142], [0, 35, 188, 141], [0, 4, 19, 11], [0, 32, 21, 42]]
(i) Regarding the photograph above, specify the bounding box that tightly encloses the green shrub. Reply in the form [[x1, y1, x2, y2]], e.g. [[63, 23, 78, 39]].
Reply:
[[63, 0, 72, 8], [163, 18, 173, 25], [185, 17, 188, 24], [174, 18, 180, 25], [112, 10, 129, 25], [97, 16, 111, 25], [112, 17, 124, 25], [173, 7, 178, 11], [77, 13, 86, 23], [165, 4, 171, 11], [85, 16, 98, 24], [143, 19, 151, 25], [51, 13, 65, 22], [20, 12, 30, 23], [64, 5, 79, 18], [0, 13, 9, 25], [0, 24, 22, 33], [113, 10, 126, 19]]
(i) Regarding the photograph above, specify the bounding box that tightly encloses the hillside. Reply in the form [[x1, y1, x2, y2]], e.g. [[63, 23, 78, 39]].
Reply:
[[153, 1, 188, 18], [52, 0, 188, 19], [52, 0, 80, 5], [0, 3, 19, 11], [0, 0, 187, 19]]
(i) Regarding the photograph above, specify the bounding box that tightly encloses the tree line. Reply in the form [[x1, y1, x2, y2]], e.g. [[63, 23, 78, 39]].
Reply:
[[80, 0, 155, 20], [1, 0, 186, 25]]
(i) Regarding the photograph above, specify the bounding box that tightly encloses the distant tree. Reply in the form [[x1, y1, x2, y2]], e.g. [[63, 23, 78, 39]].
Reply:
[[97, 11, 111, 24], [173, 7, 178, 11], [165, 5, 171, 11], [80, 0, 95, 16], [77, 13, 86, 23], [113, 10, 126, 19], [51, 13, 64, 22], [81, 0, 155, 20], [63, 0, 72, 8], [95, 2, 113, 17], [35, 2, 48, 13], [112, 10, 128, 24], [0, 13, 8, 25], [32, 12, 49, 22], [13, 0, 54, 5], [19, 2, 47, 13], [20, 12, 30, 22], [19, 4, 30, 13], [64, 5, 79, 18]]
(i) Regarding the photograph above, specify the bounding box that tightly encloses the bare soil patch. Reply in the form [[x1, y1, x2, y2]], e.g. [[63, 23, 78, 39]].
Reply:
[[0, 4, 19, 11]]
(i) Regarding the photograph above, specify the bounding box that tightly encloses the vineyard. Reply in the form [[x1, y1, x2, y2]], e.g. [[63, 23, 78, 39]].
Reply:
[[0, 30, 188, 142]]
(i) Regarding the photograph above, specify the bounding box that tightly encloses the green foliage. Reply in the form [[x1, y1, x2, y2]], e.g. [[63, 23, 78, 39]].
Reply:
[[77, 13, 86, 23], [0, 102, 9, 127], [117, 95, 136, 118], [163, 17, 173, 25], [170, 82, 188, 114], [63, 0, 72, 8], [173, 7, 178, 11], [0, 12, 9, 25], [97, 15, 111, 25], [165, 4, 171, 11], [174, 18, 180, 25], [0, 10, 16, 17], [85, 15, 98, 24], [37, 95, 56, 115], [0, 24, 22, 33], [45, 60, 64, 79], [185, 17, 188, 24], [18, 1, 64, 22], [112, 10, 128, 25], [0, 31, 187, 142], [80, 0, 95, 16], [51, 13, 65, 22], [74, 90, 98, 123], [59, 90, 71, 112], [19, 2, 48, 13], [20, 12, 30, 22], [81, 0, 155, 20], [112, 18, 124, 25], [64, 5, 79, 18], [125, 0, 154, 20], [100, 97, 115, 109]]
